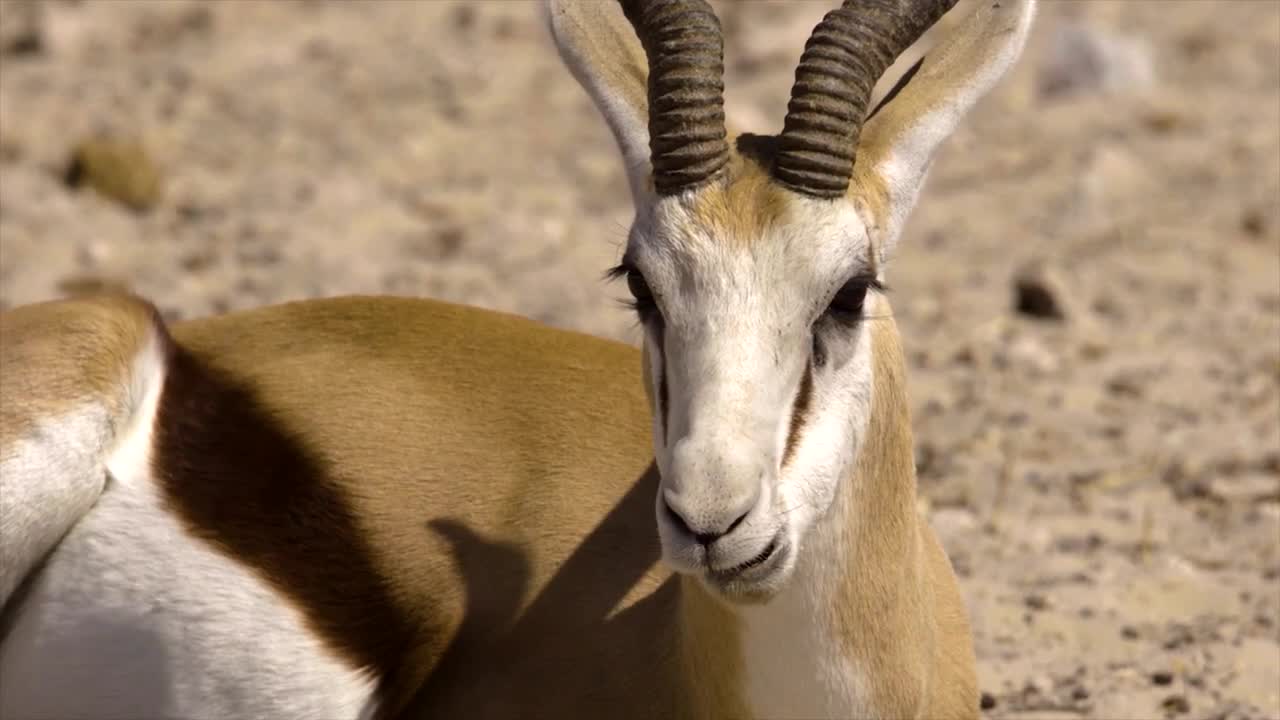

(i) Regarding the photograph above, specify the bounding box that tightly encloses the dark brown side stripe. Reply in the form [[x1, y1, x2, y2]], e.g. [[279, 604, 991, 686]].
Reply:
[[151, 334, 436, 717], [782, 363, 814, 468]]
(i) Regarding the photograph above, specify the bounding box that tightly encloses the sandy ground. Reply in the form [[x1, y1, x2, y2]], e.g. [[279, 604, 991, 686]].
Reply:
[[1, 0, 1278, 717]]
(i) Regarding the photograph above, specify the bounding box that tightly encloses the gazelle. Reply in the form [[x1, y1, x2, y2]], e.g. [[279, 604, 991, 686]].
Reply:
[[0, 0, 1035, 717]]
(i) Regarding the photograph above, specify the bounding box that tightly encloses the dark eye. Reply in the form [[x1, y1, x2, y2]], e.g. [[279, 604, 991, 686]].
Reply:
[[626, 268, 658, 317], [824, 277, 872, 320]]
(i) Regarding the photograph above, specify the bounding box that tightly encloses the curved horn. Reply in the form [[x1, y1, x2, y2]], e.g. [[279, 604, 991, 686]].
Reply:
[[774, 0, 958, 198], [618, 0, 729, 195]]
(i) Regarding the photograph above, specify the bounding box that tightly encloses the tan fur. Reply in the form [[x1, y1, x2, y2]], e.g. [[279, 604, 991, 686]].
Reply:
[[4, 0, 1038, 714], [689, 148, 790, 245], [826, 308, 978, 718], [0, 294, 162, 606], [1, 291, 975, 717], [0, 294, 157, 447], [163, 295, 750, 718]]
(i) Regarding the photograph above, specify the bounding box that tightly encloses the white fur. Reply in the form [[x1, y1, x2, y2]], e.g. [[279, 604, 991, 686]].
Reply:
[[0, 406, 112, 608], [740, 553, 872, 720], [739, 303, 878, 720], [639, 197, 878, 600], [0, 326, 166, 608], [0, 347, 379, 720]]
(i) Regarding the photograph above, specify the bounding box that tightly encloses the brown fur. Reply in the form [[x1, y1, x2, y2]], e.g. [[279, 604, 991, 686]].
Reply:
[[829, 308, 978, 718], [5, 288, 975, 718], [157, 295, 747, 718], [688, 145, 790, 245], [782, 364, 813, 468], [0, 294, 157, 448]]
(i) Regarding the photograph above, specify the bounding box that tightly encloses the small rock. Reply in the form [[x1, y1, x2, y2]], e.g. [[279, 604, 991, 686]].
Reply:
[[1178, 31, 1217, 60], [1209, 474, 1280, 504], [1141, 107, 1192, 134], [1105, 375, 1144, 399], [1161, 694, 1191, 715], [1121, 625, 1140, 640], [1152, 670, 1175, 686], [451, 4, 476, 31], [0, 0, 43, 57], [1013, 262, 1067, 321], [65, 137, 163, 212], [979, 692, 997, 710], [56, 274, 132, 298], [1161, 623, 1198, 650], [1240, 209, 1268, 239], [1025, 593, 1050, 611], [3, 27, 41, 56], [0, 138, 21, 164], [1009, 336, 1060, 374]]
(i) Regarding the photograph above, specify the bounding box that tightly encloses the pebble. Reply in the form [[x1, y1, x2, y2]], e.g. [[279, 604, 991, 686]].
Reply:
[[1161, 694, 1191, 714], [1013, 262, 1067, 321], [65, 138, 163, 212]]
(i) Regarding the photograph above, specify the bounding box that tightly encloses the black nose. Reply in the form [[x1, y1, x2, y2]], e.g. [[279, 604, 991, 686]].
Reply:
[[663, 497, 750, 546]]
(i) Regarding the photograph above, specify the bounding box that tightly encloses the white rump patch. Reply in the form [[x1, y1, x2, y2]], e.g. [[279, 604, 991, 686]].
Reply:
[[0, 333, 380, 720]]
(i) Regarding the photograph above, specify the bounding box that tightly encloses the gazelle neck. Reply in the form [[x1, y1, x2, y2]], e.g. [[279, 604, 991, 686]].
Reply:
[[681, 315, 927, 718]]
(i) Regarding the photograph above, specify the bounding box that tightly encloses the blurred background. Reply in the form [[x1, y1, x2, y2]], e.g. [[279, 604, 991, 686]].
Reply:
[[0, 0, 1276, 717]]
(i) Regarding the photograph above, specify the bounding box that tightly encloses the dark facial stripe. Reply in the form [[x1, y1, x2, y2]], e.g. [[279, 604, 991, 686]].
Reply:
[[152, 335, 430, 716], [654, 323, 670, 447], [782, 363, 814, 468]]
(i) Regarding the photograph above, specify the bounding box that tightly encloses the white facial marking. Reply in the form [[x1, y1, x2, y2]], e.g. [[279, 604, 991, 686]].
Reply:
[[631, 192, 880, 601]]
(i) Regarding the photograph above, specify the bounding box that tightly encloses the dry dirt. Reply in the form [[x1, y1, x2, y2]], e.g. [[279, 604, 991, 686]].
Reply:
[[1, 1, 1278, 718]]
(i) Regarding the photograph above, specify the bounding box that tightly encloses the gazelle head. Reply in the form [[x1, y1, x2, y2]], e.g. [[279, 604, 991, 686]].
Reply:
[[550, 0, 1034, 602]]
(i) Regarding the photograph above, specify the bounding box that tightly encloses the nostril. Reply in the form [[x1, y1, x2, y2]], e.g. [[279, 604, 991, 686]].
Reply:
[[664, 498, 720, 545], [663, 497, 693, 536], [663, 496, 753, 547]]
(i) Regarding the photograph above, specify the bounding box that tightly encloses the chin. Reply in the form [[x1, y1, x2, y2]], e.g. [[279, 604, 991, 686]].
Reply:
[[704, 541, 796, 605], [660, 536, 798, 606]]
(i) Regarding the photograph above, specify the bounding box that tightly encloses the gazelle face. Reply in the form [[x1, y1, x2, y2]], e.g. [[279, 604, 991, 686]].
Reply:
[[619, 165, 882, 602], [553, 0, 1035, 601]]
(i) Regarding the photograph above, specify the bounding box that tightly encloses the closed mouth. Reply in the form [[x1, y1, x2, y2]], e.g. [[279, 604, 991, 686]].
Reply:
[[712, 533, 783, 579]]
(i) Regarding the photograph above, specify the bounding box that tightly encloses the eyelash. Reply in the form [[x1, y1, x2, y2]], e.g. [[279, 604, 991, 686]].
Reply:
[[822, 274, 886, 322], [607, 262, 659, 319]]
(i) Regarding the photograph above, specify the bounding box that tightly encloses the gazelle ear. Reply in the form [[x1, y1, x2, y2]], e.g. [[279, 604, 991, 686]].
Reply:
[[854, 0, 1036, 260], [546, 0, 652, 204]]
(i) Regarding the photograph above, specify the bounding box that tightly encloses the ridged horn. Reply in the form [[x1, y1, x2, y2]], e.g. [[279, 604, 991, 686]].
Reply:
[[774, 0, 959, 198], [618, 0, 729, 195]]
